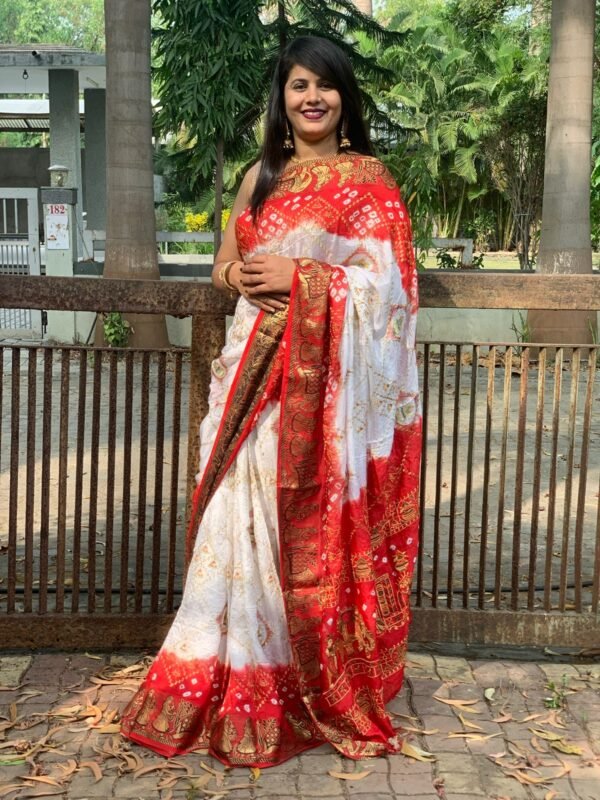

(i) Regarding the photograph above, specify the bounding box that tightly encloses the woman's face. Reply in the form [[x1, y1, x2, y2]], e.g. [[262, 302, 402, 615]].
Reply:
[[283, 64, 342, 148]]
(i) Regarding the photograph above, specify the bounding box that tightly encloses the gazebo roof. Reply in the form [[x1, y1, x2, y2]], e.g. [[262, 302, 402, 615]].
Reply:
[[0, 98, 85, 132], [0, 45, 105, 94]]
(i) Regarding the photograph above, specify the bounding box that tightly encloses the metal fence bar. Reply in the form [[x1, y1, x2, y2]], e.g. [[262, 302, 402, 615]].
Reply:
[[544, 349, 563, 610], [462, 344, 478, 609], [7, 348, 20, 613], [135, 352, 150, 613], [446, 344, 462, 608], [24, 349, 37, 613], [39, 349, 52, 614], [416, 343, 430, 608], [104, 352, 118, 613], [511, 347, 529, 610], [151, 352, 167, 614], [87, 351, 102, 613], [574, 349, 596, 612], [71, 350, 87, 613], [559, 349, 581, 611], [431, 344, 445, 608], [478, 345, 495, 609], [528, 348, 546, 611], [119, 352, 134, 613], [166, 352, 183, 613], [55, 352, 70, 613], [494, 347, 512, 608]]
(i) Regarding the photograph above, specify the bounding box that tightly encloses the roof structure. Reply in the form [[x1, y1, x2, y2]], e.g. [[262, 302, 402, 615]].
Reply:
[[0, 99, 85, 132], [0, 45, 105, 94]]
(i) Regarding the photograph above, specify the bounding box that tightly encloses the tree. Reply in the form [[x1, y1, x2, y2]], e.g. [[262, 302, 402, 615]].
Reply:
[[529, 0, 597, 344], [101, 0, 168, 347], [153, 0, 266, 252], [0, 0, 105, 52]]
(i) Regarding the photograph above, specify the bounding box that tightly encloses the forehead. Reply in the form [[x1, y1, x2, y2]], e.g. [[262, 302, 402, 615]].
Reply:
[[286, 64, 325, 84]]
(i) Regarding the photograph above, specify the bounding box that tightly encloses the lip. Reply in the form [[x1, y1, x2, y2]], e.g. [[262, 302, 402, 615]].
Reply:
[[301, 109, 326, 119]]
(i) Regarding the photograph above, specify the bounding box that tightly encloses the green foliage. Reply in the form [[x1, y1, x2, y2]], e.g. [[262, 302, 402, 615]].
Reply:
[[543, 675, 569, 710], [102, 313, 132, 348], [591, 140, 600, 250], [510, 311, 531, 343], [0, 0, 105, 51]]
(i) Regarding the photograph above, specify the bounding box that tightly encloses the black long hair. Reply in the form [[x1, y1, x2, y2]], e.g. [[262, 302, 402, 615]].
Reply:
[[250, 36, 373, 220]]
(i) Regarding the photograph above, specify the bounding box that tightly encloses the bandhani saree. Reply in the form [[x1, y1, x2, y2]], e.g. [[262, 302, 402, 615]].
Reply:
[[121, 153, 422, 767]]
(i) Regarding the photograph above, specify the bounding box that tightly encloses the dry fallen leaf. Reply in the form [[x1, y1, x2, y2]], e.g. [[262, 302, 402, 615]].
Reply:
[[521, 713, 543, 723], [448, 732, 502, 741], [492, 713, 512, 723], [529, 728, 563, 742], [484, 688, 496, 701], [434, 696, 480, 709], [401, 725, 440, 735], [400, 740, 436, 762], [18, 777, 62, 788], [250, 767, 261, 782], [506, 769, 549, 786], [97, 723, 121, 734], [550, 740, 583, 756], [458, 712, 483, 731], [329, 770, 372, 781], [79, 760, 103, 782], [545, 791, 558, 800], [530, 736, 547, 753]]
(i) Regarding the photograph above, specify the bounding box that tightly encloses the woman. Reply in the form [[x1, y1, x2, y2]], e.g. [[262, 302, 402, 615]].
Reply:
[[121, 36, 421, 767]]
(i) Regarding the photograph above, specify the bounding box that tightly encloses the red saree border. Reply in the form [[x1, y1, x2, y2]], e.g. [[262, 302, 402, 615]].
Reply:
[[186, 305, 287, 562]]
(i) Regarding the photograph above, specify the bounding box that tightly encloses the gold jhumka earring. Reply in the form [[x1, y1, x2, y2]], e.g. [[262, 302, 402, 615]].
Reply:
[[339, 121, 351, 150], [283, 121, 294, 151]]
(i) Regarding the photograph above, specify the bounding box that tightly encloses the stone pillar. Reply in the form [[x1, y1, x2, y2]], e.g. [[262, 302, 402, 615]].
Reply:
[[83, 88, 106, 232], [49, 70, 84, 257], [46, 69, 82, 342]]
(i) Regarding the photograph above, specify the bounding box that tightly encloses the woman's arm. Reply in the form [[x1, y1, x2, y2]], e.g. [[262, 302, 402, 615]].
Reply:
[[212, 164, 290, 312]]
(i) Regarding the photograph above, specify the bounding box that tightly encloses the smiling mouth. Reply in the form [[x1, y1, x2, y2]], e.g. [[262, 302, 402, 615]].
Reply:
[[301, 110, 326, 119]]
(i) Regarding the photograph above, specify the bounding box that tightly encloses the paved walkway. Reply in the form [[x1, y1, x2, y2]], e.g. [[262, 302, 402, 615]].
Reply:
[[1, 651, 599, 799]]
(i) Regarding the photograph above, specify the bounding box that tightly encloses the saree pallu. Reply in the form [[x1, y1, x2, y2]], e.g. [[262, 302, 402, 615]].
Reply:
[[121, 154, 422, 767]]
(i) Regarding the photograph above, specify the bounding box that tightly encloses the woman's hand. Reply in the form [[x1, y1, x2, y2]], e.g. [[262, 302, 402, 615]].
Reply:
[[245, 292, 290, 314], [241, 254, 296, 295]]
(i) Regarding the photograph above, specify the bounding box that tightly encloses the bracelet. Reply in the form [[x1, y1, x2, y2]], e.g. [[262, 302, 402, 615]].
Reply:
[[218, 260, 238, 294]]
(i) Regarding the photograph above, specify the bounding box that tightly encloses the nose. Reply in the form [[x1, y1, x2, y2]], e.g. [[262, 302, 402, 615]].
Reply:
[[305, 83, 321, 104]]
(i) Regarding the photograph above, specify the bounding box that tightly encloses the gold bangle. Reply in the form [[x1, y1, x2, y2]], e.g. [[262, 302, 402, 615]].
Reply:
[[219, 260, 238, 293]]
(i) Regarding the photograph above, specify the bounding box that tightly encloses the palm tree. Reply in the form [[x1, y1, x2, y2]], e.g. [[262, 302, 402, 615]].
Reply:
[[528, 0, 596, 344], [101, 0, 168, 347]]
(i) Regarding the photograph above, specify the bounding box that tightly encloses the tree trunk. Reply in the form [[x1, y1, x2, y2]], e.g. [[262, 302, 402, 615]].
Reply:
[[100, 0, 169, 348], [528, 0, 596, 344], [213, 136, 224, 255]]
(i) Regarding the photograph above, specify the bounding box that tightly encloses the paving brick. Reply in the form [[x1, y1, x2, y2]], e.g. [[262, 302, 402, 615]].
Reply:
[[406, 652, 438, 679], [253, 772, 298, 797], [505, 662, 545, 689], [298, 752, 343, 772], [409, 678, 446, 697], [297, 773, 343, 796], [345, 771, 391, 795], [574, 778, 600, 800], [389, 754, 434, 774], [435, 752, 479, 773], [434, 656, 476, 684], [389, 771, 436, 795], [437, 771, 485, 795], [0, 655, 32, 685], [66, 775, 117, 798], [469, 661, 510, 688]]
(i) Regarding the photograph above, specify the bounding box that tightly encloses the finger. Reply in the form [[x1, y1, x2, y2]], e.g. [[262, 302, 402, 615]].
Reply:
[[247, 297, 275, 313], [246, 284, 270, 296], [243, 254, 268, 267], [241, 274, 266, 286]]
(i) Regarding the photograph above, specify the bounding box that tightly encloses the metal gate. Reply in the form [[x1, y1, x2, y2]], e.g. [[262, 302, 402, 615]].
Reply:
[[0, 188, 42, 337]]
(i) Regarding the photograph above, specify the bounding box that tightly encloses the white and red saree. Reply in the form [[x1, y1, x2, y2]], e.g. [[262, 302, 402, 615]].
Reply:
[[121, 153, 421, 766]]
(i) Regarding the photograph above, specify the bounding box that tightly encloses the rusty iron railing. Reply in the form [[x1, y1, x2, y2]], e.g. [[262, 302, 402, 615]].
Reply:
[[0, 272, 598, 649]]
